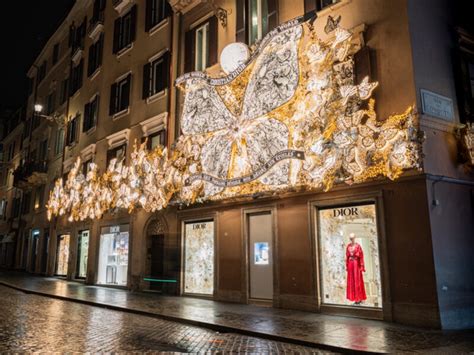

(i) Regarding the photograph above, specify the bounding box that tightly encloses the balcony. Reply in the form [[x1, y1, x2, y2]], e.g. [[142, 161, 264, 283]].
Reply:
[[13, 160, 48, 189], [112, 0, 134, 14], [88, 11, 105, 41]]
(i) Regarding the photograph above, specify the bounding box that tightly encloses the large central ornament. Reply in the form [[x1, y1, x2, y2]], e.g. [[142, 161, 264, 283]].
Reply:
[[47, 16, 422, 222]]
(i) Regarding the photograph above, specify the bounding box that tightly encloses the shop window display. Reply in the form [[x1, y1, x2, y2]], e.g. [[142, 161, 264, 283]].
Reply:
[[56, 234, 70, 276], [318, 203, 382, 308], [183, 220, 214, 295], [76, 230, 89, 278], [97, 225, 129, 286]]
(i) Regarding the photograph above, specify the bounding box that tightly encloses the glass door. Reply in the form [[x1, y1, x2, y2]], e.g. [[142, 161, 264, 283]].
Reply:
[[97, 225, 129, 286], [76, 230, 89, 279], [56, 234, 70, 276]]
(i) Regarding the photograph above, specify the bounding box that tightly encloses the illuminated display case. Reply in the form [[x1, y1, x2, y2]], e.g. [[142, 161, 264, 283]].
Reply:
[[97, 225, 129, 286]]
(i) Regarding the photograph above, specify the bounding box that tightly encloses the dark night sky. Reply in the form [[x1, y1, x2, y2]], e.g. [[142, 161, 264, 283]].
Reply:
[[0, 1, 75, 111]]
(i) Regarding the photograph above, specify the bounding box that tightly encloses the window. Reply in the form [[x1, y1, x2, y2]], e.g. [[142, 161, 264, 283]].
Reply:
[[54, 128, 65, 155], [12, 196, 21, 218], [83, 95, 99, 132], [66, 115, 80, 146], [147, 129, 166, 150], [107, 144, 126, 165], [109, 74, 131, 115], [39, 139, 48, 164], [87, 34, 104, 77], [34, 185, 45, 210], [70, 60, 84, 96], [304, 0, 339, 13], [453, 28, 474, 123], [184, 17, 217, 72], [91, 0, 106, 24], [236, 0, 277, 45], [145, 0, 171, 32], [52, 43, 60, 65], [38, 61, 47, 83], [113, 5, 137, 54], [7, 142, 15, 161], [46, 91, 56, 115], [0, 199, 6, 218], [21, 191, 31, 214], [143, 52, 170, 99], [82, 159, 92, 175], [59, 78, 69, 105], [70, 17, 87, 50], [27, 77, 34, 96]]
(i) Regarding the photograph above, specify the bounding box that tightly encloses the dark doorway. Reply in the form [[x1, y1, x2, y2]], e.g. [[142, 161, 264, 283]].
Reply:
[[30, 230, 40, 273], [148, 234, 165, 291]]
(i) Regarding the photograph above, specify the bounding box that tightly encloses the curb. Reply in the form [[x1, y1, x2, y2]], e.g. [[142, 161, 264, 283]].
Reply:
[[0, 280, 379, 354]]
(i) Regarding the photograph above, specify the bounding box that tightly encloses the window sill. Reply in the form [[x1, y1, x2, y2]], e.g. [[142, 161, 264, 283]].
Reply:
[[71, 90, 81, 100], [85, 126, 97, 136], [146, 89, 167, 105], [149, 18, 169, 37], [316, 0, 352, 16], [112, 108, 130, 120], [89, 67, 101, 81], [116, 43, 133, 59]]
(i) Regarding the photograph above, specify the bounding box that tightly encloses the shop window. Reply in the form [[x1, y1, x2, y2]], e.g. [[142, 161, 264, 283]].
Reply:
[[183, 220, 214, 295], [113, 5, 137, 54], [236, 0, 277, 45], [184, 17, 218, 72], [56, 234, 70, 276], [109, 74, 131, 115], [52, 42, 60, 65], [97, 225, 129, 286], [76, 230, 89, 279], [145, 0, 171, 32], [66, 114, 80, 146], [107, 144, 126, 166], [54, 128, 65, 155], [142, 52, 170, 99], [87, 34, 104, 77], [83, 95, 99, 132], [146, 129, 166, 150], [317, 203, 382, 308], [70, 59, 84, 96]]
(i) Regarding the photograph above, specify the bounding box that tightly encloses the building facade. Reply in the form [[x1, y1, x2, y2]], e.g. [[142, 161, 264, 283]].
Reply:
[[1, 0, 473, 330]]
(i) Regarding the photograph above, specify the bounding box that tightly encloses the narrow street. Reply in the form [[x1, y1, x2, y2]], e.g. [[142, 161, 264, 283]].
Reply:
[[0, 285, 329, 353]]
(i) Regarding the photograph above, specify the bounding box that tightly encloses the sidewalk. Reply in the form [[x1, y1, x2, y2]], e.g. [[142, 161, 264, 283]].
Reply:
[[1, 271, 473, 353]]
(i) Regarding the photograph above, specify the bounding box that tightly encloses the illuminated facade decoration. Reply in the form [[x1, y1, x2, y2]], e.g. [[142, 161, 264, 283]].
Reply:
[[47, 16, 422, 222], [461, 123, 474, 166]]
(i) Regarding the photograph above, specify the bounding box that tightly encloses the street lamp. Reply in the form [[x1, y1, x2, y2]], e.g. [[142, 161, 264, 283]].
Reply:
[[34, 104, 43, 113], [33, 103, 64, 126]]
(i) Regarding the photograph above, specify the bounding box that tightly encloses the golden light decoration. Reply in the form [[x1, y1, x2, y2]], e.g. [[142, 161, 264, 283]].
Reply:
[[47, 16, 423, 222]]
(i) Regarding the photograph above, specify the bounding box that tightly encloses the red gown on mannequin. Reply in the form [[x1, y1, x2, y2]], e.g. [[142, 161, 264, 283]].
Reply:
[[346, 243, 367, 302]]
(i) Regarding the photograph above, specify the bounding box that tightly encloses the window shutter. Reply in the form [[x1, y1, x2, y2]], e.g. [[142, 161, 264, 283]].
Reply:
[[354, 46, 372, 84], [164, 0, 172, 18], [113, 17, 120, 54], [78, 60, 84, 89], [68, 25, 75, 48], [109, 83, 118, 115], [94, 96, 100, 126], [208, 16, 218, 67], [162, 51, 170, 90], [98, 34, 104, 66], [184, 28, 195, 72], [266, 0, 278, 34], [83, 102, 90, 132], [100, 0, 106, 11], [236, 0, 246, 43], [130, 5, 137, 42], [124, 74, 132, 108], [145, 0, 152, 32], [142, 62, 151, 99], [88, 44, 94, 76]]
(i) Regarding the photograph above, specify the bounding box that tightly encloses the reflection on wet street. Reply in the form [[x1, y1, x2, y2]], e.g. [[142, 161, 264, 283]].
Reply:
[[0, 286, 328, 353]]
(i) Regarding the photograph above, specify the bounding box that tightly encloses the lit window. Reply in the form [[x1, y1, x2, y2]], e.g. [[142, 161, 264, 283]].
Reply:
[[195, 22, 209, 71]]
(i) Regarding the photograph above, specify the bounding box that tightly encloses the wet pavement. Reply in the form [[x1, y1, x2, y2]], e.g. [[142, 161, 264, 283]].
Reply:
[[1, 271, 473, 353], [0, 285, 329, 353]]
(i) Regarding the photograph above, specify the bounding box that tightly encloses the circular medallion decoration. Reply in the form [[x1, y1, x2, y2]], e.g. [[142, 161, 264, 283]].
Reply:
[[220, 42, 250, 74]]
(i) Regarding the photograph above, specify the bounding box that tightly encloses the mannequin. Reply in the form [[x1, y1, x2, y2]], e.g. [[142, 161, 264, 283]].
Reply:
[[346, 233, 367, 304]]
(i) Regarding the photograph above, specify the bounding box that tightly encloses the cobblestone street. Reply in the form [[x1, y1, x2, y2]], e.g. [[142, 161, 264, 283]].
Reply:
[[0, 285, 330, 353]]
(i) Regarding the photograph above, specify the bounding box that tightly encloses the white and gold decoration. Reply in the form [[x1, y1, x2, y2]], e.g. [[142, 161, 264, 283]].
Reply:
[[47, 16, 422, 222]]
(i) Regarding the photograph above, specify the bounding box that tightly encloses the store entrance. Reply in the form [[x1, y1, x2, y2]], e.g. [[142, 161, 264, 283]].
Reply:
[[316, 202, 383, 313], [76, 230, 89, 279], [30, 229, 40, 272], [97, 225, 129, 286], [149, 234, 164, 291], [248, 212, 274, 301], [56, 234, 70, 276]]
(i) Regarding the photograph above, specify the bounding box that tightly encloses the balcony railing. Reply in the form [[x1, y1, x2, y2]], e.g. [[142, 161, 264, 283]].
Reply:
[[13, 160, 48, 189]]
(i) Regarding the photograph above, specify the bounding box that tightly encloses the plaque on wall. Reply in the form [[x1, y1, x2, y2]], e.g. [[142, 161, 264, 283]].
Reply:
[[420, 89, 455, 121]]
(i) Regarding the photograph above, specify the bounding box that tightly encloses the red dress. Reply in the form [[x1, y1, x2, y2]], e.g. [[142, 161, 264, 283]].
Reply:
[[346, 243, 367, 302]]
